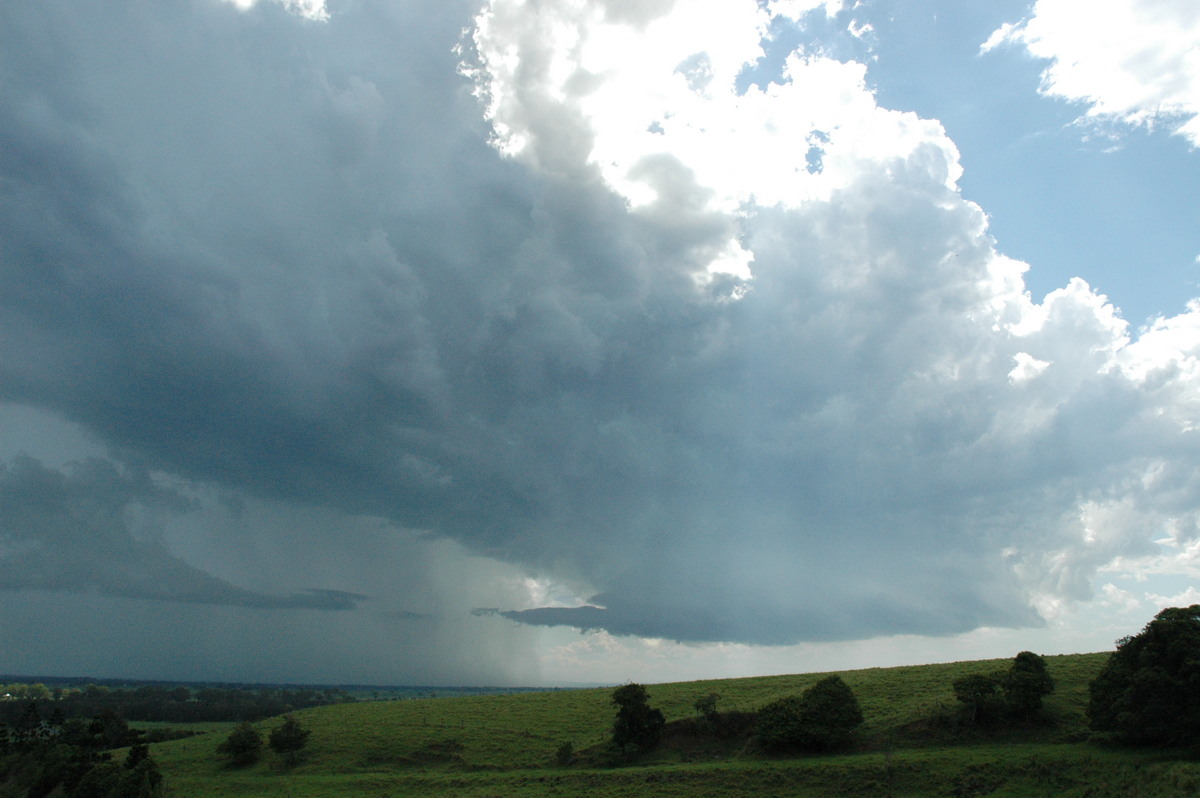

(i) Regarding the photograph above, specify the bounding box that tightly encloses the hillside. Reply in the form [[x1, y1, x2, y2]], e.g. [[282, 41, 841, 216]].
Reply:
[[150, 652, 1200, 797]]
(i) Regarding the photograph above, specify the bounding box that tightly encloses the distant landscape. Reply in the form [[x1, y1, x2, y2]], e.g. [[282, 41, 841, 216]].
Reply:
[[4, 608, 1200, 797]]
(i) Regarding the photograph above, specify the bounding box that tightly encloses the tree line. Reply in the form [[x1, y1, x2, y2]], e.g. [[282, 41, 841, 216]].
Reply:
[[0, 708, 167, 798], [0, 683, 353, 726]]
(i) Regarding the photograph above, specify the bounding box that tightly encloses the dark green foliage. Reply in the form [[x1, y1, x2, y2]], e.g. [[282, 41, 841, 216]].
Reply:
[[554, 741, 573, 765], [754, 676, 864, 752], [113, 756, 165, 797], [88, 709, 138, 749], [124, 743, 150, 770], [952, 673, 1004, 725], [610, 683, 666, 753], [216, 721, 263, 766], [268, 714, 311, 764], [794, 676, 864, 750], [21, 744, 122, 798], [71, 760, 123, 798], [1088, 604, 1200, 746], [954, 652, 1055, 725], [754, 696, 807, 753], [1002, 651, 1054, 719], [694, 693, 720, 722], [0, 681, 353, 727], [16, 701, 43, 745]]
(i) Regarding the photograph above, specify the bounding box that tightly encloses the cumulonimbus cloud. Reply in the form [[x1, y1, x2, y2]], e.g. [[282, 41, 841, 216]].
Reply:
[[1, 0, 1199, 650]]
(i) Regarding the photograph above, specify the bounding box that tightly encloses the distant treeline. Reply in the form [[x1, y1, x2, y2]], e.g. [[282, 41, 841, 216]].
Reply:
[[0, 682, 353, 724], [0, 678, 569, 725]]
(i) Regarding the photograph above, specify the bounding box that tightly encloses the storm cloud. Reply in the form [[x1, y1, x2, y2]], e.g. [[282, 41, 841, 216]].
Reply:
[[2, 0, 1199, 682]]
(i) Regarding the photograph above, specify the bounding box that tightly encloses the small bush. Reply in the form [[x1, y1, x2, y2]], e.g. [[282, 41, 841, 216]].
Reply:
[[694, 693, 720, 722], [268, 714, 310, 765], [952, 673, 1004, 725], [554, 741, 573, 766], [754, 675, 863, 753], [216, 722, 263, 767]]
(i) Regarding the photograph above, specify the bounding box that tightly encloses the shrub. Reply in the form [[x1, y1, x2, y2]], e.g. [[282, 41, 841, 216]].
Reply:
[[754, 675, 863, 752], [694, 693, 720, 722], [952, 673, 1004, 725], [268, 714, 310, 765], [216, 722, 263, 766]]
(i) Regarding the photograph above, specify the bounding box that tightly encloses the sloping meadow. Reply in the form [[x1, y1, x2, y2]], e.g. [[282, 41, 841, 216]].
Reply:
[[152, 652, 1200, 796]]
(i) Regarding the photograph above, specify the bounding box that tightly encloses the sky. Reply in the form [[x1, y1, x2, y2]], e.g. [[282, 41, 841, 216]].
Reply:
[[1, 0, 1199, 687]]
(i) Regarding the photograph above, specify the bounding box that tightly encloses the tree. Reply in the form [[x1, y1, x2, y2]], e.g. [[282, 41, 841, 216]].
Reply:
[[216, 721, 263, 766], [694, 693, 720, 722], [69, 761, 123, 798], [754, 676, 864, 753], [15, 701, 43, 745], [124, 742, 151, 769], [1088, 604, 1200, 746], [1002, 651, 1054, 719], [952, 673, 1003, 725], [115, 756, 166, 797], [795, 675, 864, 751], [268, 714, 310, 765], [87, 709, 135, 749], [610, 683, 665, 754]]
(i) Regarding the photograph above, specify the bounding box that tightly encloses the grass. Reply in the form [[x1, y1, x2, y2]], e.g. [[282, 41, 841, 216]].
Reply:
[[150, 651, 1200, 796]]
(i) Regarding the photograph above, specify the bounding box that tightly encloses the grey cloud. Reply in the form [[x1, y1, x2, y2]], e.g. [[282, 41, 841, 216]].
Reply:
[[0, 455, 365, 610], [1, 0, 1197, 657]]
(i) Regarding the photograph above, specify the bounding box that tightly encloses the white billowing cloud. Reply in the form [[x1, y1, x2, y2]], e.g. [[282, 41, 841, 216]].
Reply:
[[985, 0, 1200, 146], [466, 0, 960, 279], [466, 0, 1200, 645]]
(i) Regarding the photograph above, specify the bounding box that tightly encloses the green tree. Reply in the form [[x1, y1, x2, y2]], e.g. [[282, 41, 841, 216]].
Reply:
[[610, 683, 665, 754], [796, 675, 864, 750], [124, 743, 151, 770], [114, 757, 166, 797], [267, 714, 310, 765], [754, 696, 806, 753], [755, 676, 864, 753], [87, 709, 135, 749], [1088, 604, 1200, 746], [15, 701, 42, 745], [69, 761, 123, 798], [216, 721, 263, 766], [1002, 651, 1054, 719], [694, 693, 720, 722], [952, 673, 1004, 725]]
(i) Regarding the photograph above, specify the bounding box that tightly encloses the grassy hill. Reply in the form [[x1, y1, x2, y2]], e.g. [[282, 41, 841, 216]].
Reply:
[[151, 652, 1200, 796]]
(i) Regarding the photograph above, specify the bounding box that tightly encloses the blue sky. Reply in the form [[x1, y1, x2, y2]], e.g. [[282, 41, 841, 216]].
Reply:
[[762, 0, 1200, 325], [1, 0, 1199, 686]]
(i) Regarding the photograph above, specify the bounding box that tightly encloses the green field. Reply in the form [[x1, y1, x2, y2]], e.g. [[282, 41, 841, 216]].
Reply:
[[151, 653, 1200, 796]]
